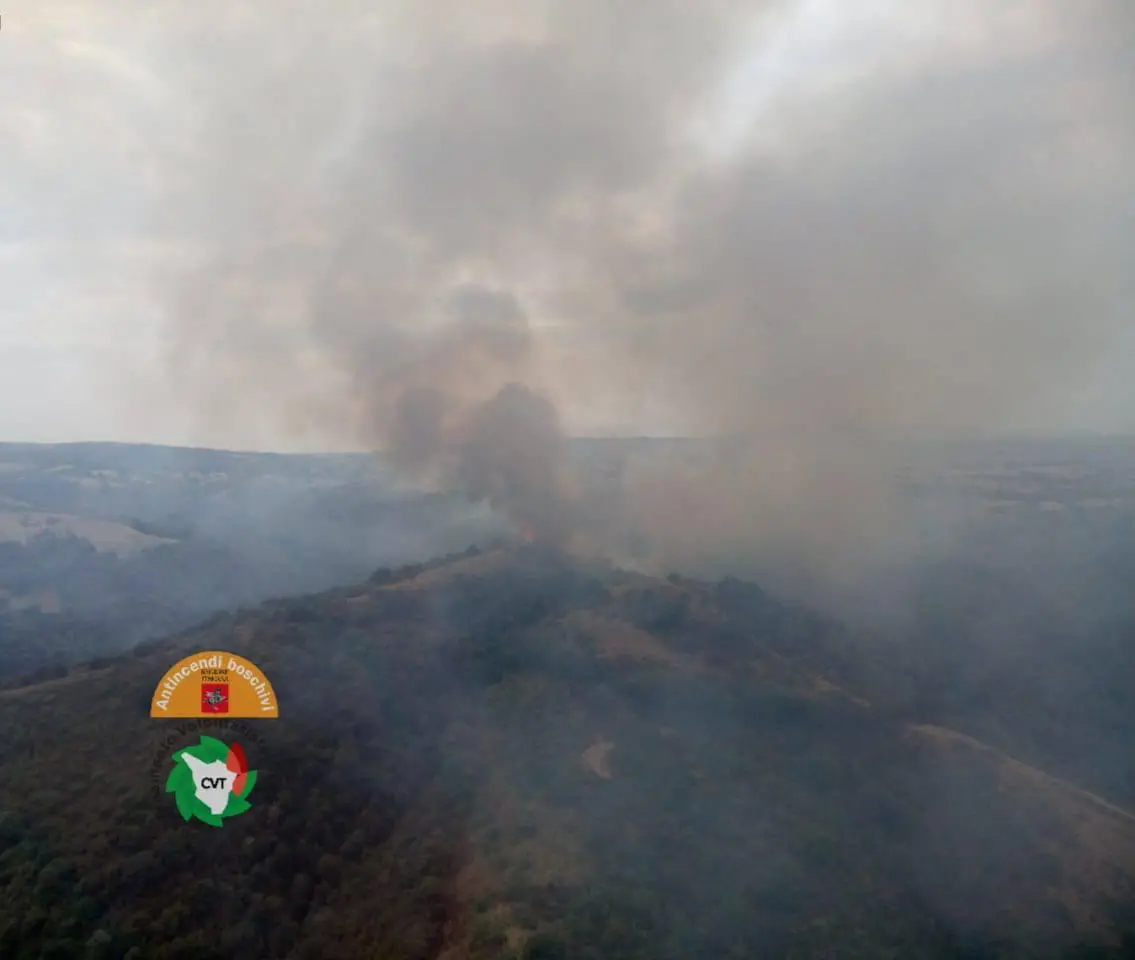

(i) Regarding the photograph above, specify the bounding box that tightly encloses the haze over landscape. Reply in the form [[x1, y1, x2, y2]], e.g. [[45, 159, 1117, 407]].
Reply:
[[2, 1, 1135, 958]]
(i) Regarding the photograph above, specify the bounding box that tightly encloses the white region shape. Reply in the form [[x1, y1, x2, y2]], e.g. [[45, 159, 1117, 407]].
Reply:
[[179, 753, 235, 816]]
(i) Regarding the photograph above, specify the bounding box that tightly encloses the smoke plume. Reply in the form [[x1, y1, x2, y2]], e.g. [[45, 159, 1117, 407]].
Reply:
[[148, 0, 1135, 582]]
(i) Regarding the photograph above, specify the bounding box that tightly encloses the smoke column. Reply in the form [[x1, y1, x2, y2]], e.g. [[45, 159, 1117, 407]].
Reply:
[[143, 0, 1135, 583]]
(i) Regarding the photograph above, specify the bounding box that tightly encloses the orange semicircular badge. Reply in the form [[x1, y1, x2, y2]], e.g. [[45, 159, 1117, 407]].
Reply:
[[150, 651, 279, 718]]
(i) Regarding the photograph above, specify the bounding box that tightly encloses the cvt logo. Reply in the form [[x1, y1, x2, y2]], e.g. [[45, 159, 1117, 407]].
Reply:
[[166, 735, 257, 827]]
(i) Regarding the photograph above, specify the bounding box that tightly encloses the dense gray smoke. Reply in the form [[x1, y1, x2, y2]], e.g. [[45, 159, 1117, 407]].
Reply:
[[149, 0, 1135, 580], [454, 383, 574, 544]]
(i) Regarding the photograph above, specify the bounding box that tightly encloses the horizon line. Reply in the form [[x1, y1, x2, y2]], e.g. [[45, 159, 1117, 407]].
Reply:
[[0, 431, 1131, 457]]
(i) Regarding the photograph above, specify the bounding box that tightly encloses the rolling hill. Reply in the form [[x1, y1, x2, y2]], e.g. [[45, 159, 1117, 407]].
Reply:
[[0, 442, 503, 685], [0, 545, 1133, 959]]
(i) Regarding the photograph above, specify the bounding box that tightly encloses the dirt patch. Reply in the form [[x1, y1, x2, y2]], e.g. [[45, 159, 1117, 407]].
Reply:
[[569, 611, 689, 668], [0, 511, 173, 555], [813, 675, 871, 708], [582, 738, 614, 779]]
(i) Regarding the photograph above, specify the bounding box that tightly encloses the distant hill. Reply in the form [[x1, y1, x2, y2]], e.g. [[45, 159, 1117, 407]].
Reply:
[[0, 442, 504, 684], [0, 546, 1132, 958]]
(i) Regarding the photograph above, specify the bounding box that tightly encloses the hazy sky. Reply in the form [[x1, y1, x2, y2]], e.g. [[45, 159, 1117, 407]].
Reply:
[[2, 0, 1133, 449]]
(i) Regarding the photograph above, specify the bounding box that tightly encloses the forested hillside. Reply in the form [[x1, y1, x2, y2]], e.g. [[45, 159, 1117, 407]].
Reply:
[[0, 546, 1132, 959]]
